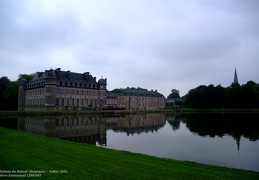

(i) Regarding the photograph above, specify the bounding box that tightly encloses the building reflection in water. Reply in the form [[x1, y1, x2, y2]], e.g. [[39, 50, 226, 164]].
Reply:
[[17, 116, 107, 146], [105, 113, 166, 136]]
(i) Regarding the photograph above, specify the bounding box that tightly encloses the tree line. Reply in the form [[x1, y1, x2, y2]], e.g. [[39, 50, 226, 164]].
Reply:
[[185, 81, 259, 109], [0, 74, 34, 110], [1, 73, 259, 110]]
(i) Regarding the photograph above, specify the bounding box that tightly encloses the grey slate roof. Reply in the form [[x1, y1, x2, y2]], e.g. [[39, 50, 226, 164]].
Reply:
[[107, 94, 118, 99], [19, 79, 28, 86], [98, 78, 107, 85], [30, 69, 97, 83], [119, 88, 164, 97]]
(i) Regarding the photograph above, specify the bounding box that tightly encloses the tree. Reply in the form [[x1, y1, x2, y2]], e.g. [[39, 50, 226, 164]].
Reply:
[[2, 81, 18, 110], [0, 73, 36, 110], [108, 88, 126, 94], [185, 81, 259, 109], [18, 73, 35, 82], [167, 89, 180, 99], [0, 76, 10, 109]]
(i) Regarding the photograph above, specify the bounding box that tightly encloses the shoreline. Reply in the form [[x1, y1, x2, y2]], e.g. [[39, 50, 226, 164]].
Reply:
[[1, 108, 259, 117], [0, 108, 175, 117]]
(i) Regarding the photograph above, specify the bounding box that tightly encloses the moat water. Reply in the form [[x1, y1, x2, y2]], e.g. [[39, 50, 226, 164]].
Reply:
[[1, 113, 259, 172]]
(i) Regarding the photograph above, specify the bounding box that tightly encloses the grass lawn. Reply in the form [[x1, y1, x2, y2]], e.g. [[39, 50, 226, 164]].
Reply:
[[0, 127, 258, 179]]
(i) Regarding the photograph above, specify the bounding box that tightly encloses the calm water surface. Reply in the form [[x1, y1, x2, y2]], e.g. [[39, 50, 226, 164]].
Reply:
[[1, 113, 259, 172]]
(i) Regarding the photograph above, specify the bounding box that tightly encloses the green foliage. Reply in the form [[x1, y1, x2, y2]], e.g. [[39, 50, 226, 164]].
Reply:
[[0, 77, 10, 109], [108, 87, 146, 94], [167, 89, 180, 99], [185, 81, 259, 109], [0, 73, 35, 110], [3, 81, 18, 110], [1, 127, 258, 179], [108, 88, 126, 94], [17, 73, 35, 82]]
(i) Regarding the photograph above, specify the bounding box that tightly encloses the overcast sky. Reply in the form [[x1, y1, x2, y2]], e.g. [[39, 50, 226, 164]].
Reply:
[[1, 0, 258, 96]]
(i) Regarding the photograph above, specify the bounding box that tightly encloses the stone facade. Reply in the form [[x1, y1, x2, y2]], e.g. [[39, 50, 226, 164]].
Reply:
[[116, 88, 165, 110], [106, 94, 118, 106], [18, 68, 107, 110]]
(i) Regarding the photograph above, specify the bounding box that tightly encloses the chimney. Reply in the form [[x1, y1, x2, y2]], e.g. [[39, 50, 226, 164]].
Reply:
[[94, 77, 96, 82], [55, 68, 61, 79], [84, 72, 90, 81], [66, 70, 70, 80], [45, 70, 53, 78], [37, 72, 43, 78]]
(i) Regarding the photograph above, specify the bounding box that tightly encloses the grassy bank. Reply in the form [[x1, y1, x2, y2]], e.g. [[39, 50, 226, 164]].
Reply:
[[183, 108, 259, 114], [0, 128, 258, 179]]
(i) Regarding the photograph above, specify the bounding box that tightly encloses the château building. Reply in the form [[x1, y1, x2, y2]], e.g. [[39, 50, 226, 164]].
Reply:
[[18, 68, 107, 110], [115, 88, 165, 110]]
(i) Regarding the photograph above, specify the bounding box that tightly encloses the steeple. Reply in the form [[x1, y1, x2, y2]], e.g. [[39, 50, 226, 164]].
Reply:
[[233, 68, 239, 84]]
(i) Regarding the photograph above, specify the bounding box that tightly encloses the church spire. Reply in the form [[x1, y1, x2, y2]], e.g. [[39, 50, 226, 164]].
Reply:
[[234, 68, 239, 84]]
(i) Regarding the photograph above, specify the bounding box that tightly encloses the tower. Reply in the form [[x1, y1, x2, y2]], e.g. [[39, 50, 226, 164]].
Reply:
[[233, 68, 239, 84], [18, 79, 27, 110], [44, 69, 57, 110]]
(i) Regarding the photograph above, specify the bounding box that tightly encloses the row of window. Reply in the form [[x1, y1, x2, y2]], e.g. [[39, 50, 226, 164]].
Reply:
[[56, 118, 102, 127], [122, 93, 163, 97], [118, 102, 162, 108], [58, 81, 98, 89], [56, 88, 106, 96], [26, 81, 45, 89], [26, 89, 44, 96], [25, 80, 105, 91], [25, 88, 106, 97], [25, 98, 104, 107], [56, 98, 104, 107], [118, 96, 164, 101], [25, 99, 44, 106]]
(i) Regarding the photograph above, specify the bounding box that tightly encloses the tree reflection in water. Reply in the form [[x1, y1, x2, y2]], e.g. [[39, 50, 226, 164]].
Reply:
[[172, 113, 259, 151]]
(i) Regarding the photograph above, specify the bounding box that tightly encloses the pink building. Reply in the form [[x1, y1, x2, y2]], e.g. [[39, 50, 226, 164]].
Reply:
[[115, 88, 165, 110]]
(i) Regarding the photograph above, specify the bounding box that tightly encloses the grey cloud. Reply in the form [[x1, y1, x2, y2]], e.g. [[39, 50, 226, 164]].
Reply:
[[0, 0, 259, 96], [0, 0, 81, 53]]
